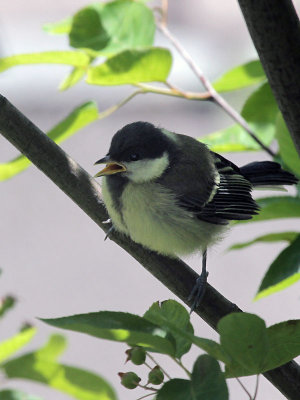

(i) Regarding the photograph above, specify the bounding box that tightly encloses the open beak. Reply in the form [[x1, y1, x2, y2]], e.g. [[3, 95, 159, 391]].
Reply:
[[94, 156, 126, 177]]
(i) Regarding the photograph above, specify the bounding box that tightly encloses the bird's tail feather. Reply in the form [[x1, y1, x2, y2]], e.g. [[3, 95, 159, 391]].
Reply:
[[240, 161, 298, 187]]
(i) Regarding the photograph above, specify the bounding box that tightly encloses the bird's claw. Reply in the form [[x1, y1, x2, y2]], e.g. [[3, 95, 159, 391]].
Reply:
[[188, 271, 209, 313]]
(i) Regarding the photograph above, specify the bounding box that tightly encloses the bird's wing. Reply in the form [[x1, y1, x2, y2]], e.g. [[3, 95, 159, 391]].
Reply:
[[197, 152, 260, 224], [157, 135, 259, 225], [171, 149, 259, 225]]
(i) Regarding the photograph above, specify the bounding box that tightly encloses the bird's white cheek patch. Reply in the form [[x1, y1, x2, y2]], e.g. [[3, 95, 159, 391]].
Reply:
[[125, 152, 169, 183]]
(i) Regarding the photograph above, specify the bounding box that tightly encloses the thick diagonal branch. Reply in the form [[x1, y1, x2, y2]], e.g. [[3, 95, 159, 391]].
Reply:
[[238, 0, 300, 156], [0, 95, 299, 399]]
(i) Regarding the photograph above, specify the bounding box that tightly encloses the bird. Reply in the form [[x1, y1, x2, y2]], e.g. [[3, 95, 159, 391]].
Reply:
[[94, 121, 298, 312]]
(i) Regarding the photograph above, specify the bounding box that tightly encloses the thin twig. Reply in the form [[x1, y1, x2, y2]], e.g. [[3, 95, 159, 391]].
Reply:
[[144, 361, 153, 370], [157, 22, 276, 158], [136, 83, 211, 100], [146, 352, 172, 380], [98, 90, 143, 120], [172, 357, 191, 378], [136, 392, 156, 400], [161, 0, 168, 27], [253, 375, 260, 400], [138, 384, 158, 392], [236, 377, 252, 400]]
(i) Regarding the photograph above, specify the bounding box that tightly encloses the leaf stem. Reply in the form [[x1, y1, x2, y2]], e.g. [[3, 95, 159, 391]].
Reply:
[[138, 384, 158, 391], [253, 375, 260, 400], [157, 22, 276, 158], [97, 90, 144, 120], [146, 352, 172, 379], [172, 357, 191, 378], [136, 392, 156, 400], [236, 377, 252, 400], [136, 83, 211, 100]]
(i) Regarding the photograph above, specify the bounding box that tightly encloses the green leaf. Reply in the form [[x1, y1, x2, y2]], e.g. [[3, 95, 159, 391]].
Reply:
[[255, 234, 300, 300], [191, 355, 228, 400], [69, 3, 109, 51], [157, 379, 192, 400], [59, 67, 87, 90], [218, 313, 268, 377], [219, 313, 300, 376], [238, 196, 300, 223], [228, 231, 299, 251], [69, 1, 155, 55], [0, 296, 17, 318], [0, 389, 43, 400], [264, 319, 300, 371], [0, 51, 90, 73], [275, 113, 300, 176], [86, 48, 172, 85], [41, 311, 176, 356], [0, 327, 37, 364], [35, 334, 67, 361], [143, 302, 227, 363], [0, 101, 99, 181], [213, 60, 266, 92], [200, 83, 277, 152], [2, 336, 117, 400], [144, 300, 193, 358], [43, 17, 72, 35]]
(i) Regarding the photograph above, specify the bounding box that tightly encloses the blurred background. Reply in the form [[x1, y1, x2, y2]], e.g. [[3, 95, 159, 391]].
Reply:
[[1, 1, 300, 399]]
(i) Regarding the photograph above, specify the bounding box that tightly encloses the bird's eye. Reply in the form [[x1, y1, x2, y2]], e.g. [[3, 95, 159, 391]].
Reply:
[[130, 153, 140, 161]]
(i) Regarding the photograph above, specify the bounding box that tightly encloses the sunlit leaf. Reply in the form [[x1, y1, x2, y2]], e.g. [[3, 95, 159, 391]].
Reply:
[[255, 234, 300, 300], [0, 327, 37, 364], [43, 18, 72, 35], [275, 113, 300, 176], [59, 67, 87, 90], [228, 231, 299, 251], [0, 389, 43, 400], [213, 60, 266, 92], [69, 0, 155, 55], [200, 83, 277, 152], [2, 335, 117, 400], [0, 51, 90, 73], [0, 101, 98, 181], [191, 355, 228, 400], [86, 48, 172, 85], [41, 311, 176, 356], [35, 334, 67, 361]]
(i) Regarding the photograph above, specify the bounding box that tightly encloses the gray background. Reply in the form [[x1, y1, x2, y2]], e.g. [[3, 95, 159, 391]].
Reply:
[[1, 1, 300, 399]]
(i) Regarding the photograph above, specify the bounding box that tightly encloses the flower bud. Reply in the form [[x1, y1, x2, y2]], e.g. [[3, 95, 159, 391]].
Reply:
[[148, 366, 164, 385], [118, 372, 141, 389], [126, 346, 146, 365]]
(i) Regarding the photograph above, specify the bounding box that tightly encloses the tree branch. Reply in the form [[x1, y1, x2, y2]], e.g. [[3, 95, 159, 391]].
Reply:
[[157, 23, 276, 158], [0, 94, 300, 399], [237, 0, 300, 156]]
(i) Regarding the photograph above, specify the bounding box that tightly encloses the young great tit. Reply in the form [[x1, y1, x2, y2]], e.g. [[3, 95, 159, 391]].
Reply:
[[94, 121, 298, 311]]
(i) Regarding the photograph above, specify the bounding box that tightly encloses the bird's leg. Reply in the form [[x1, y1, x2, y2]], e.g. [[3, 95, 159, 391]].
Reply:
[[102, 218, 115, 240], [188, 249, 208, 313]]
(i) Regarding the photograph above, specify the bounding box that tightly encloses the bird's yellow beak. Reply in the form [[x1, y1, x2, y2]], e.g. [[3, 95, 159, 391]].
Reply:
[[94, 157, 126, 177]]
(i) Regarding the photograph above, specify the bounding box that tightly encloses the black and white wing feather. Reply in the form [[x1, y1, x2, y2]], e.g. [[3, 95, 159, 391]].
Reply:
[[198, 153, 259, 224]]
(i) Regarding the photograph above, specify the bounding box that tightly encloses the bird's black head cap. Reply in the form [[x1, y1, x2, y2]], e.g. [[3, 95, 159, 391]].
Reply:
[[108, 122, 176, 162]]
